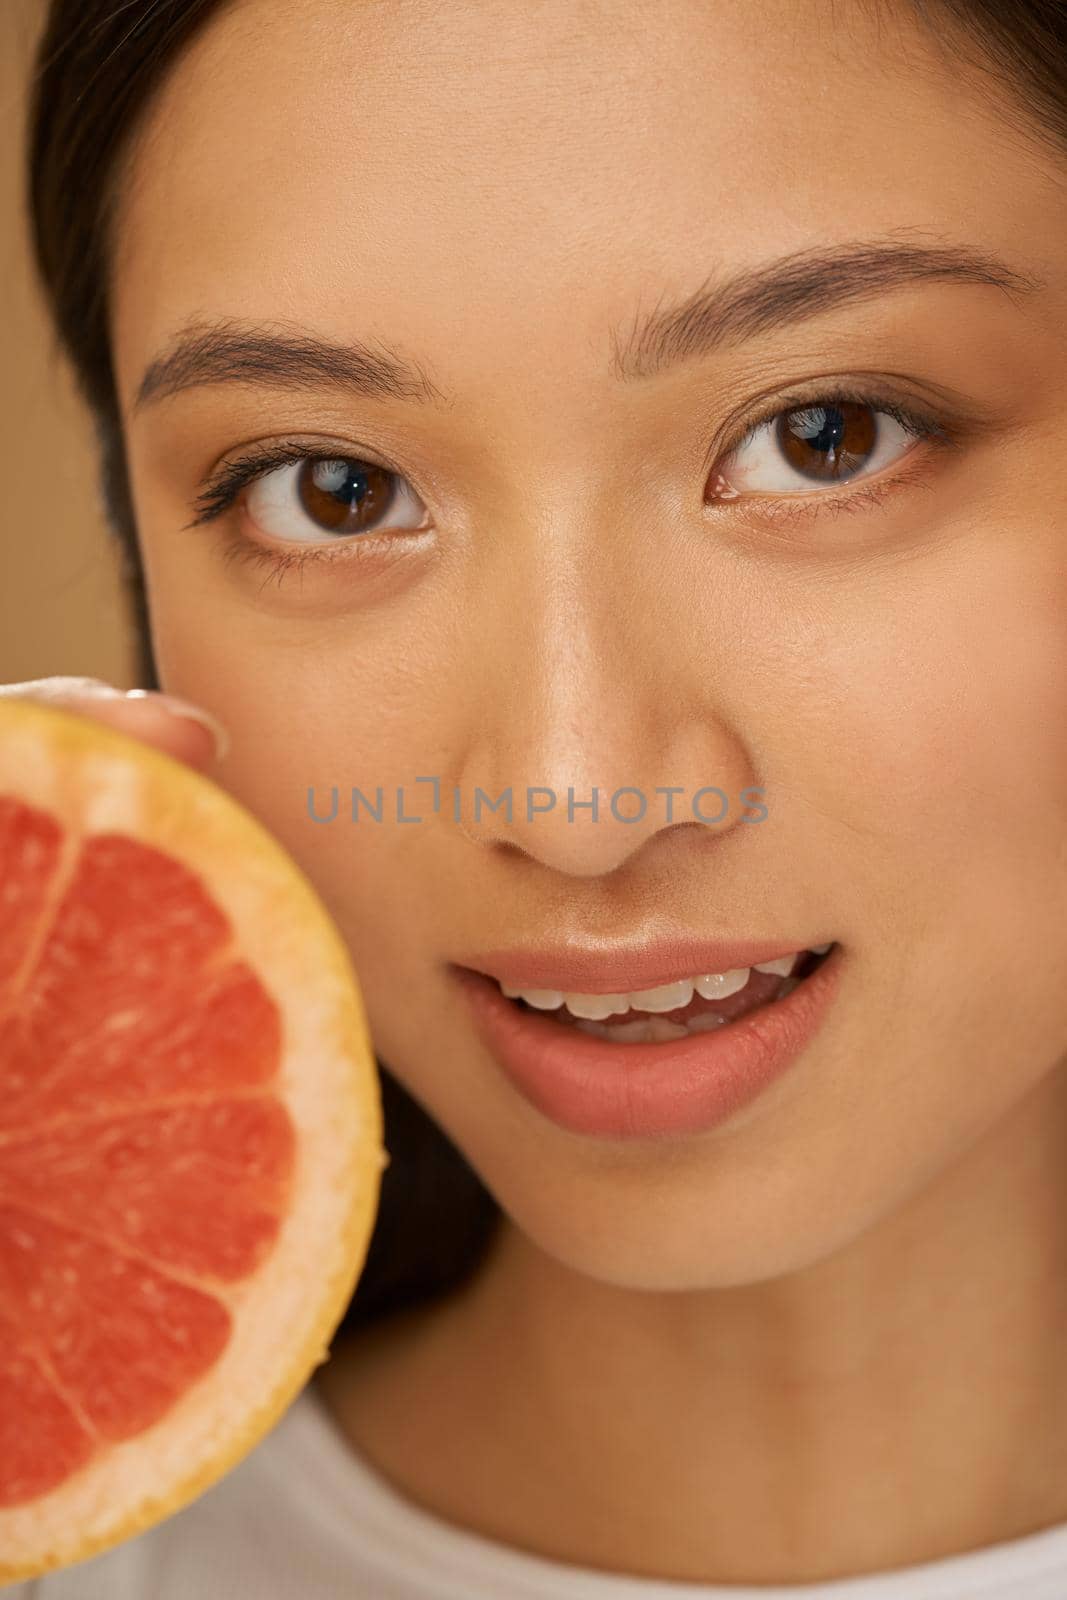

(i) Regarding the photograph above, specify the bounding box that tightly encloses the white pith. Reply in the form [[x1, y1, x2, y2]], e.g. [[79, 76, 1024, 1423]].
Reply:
[[498, 944, 832, 1020]]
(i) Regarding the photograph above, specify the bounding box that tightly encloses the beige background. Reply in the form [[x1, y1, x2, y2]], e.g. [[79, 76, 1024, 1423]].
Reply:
[[1, 0, 136, 688]]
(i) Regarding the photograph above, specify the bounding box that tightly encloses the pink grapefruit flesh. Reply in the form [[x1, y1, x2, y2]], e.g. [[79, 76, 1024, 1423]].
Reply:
[[0, 696, 385, 1583]]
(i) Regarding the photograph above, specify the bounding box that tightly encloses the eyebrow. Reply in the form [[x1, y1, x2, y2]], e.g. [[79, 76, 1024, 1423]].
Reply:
[[131, 236, 1042, 414], [611, 236, 1042, 380]]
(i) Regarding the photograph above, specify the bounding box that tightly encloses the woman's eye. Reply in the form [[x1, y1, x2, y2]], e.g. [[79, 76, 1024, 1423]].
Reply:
[[709, 399, 928, 501], [245, 456, 428, 542]]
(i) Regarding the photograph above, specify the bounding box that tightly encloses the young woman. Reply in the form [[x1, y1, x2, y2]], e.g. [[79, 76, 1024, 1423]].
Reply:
[[5, 0, 1067, 1594]]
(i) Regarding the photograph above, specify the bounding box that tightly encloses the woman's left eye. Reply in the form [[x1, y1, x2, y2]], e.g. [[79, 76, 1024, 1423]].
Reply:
[[708, 398, 936, 503]]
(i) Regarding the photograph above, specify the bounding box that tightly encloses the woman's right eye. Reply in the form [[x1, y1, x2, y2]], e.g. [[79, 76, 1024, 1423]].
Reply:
[[244, 456, 429, 543]]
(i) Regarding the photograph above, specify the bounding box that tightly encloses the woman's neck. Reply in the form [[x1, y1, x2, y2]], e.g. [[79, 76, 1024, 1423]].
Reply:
[[315, 1057, 1067, 1586]]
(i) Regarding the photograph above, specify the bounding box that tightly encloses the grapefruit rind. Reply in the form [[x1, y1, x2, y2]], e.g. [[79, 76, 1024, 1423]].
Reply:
[[0, 696, 385, 1583]]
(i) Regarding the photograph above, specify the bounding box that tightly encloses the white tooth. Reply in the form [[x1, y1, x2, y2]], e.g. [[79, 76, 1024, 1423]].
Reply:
[[645, 1016, 690, 1041], [602, 1017, 659, 1042], [517, 988, 565, 1010], [694, 968, 750, 999], [573, 1017, 652, 1042], [626, 979, 694, 1014], [601, 1017, 659, 1043], [685, 1011, 728, 1033], [564, 992, 630, 1020], [753, 954, 797, 977], [573, 1015, 691, 1043], [500, 982, 523, 998], [811, 943, 832, 955]]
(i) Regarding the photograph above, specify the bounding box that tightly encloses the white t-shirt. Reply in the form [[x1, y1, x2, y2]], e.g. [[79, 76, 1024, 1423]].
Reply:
[[9, 1381, 1067, 1599]]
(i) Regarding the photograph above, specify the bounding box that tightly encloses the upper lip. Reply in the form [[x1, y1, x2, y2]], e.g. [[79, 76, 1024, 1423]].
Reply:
[[453, 938, 829, 995]]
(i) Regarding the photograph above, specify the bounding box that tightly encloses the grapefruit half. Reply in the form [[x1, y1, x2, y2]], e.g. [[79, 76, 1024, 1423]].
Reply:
[[0, 695, 385, 1583]]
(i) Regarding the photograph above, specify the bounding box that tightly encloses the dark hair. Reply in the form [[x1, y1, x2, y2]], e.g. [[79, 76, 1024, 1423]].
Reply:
[[23, 0, 1066, 1333], [24, 1, 503, 1341]]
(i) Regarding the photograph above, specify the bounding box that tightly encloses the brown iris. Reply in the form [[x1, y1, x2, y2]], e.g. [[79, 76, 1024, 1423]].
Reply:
[[295, 457, 395, 533], [775, 401, 877, 483]]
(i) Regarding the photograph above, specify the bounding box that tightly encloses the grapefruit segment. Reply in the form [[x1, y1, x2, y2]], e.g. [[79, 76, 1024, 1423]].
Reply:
[[0, 696, 384, 1583]]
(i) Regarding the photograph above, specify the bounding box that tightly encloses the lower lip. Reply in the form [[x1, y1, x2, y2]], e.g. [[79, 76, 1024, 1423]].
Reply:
[[452, 947, 843, 1140]]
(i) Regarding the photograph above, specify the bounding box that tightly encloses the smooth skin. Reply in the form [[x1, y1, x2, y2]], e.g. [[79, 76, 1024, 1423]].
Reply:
[[21, 0, 1067, 1584]]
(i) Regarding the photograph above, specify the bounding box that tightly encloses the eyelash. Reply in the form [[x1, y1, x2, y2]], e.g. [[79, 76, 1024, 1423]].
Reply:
[[185, 383, 957, 586], [708, 383, 956, 528], [184, 441, 416, 588]]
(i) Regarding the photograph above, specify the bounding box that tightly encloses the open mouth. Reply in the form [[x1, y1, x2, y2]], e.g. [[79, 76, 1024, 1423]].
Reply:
[[496, 944, 836, 1045], [454, 942, 845, 1138]]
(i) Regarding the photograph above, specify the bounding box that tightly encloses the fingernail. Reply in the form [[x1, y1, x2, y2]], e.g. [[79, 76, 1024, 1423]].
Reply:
[[124, 690, 231, 762], [26, 676, 126, 701]]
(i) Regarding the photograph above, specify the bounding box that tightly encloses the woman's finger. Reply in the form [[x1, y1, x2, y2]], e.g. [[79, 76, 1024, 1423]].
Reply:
[[0, 677, 230, 772]]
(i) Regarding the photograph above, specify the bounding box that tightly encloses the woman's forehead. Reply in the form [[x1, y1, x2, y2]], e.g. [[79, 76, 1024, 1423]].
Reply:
[[108, 0, 1058, 406]]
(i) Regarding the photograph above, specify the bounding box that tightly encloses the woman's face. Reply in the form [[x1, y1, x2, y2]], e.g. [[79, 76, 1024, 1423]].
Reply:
[[110, 0, 1067, 1288]]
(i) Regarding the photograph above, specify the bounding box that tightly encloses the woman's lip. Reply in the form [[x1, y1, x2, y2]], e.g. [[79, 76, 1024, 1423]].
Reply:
[[452, 945, 843, 1140], [450, 937, 829, 996]]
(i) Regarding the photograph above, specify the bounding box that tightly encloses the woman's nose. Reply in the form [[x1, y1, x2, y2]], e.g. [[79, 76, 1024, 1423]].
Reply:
[[452, 580, 756, 880]]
